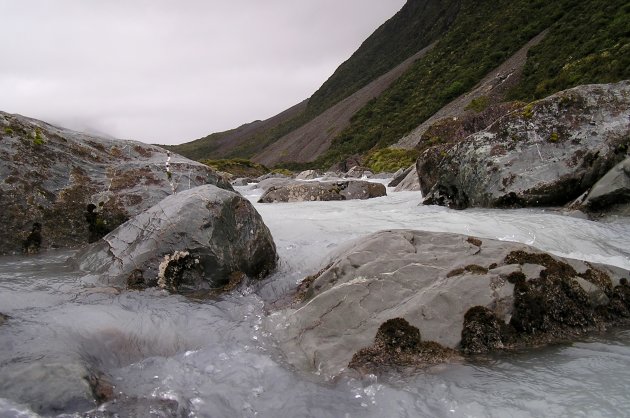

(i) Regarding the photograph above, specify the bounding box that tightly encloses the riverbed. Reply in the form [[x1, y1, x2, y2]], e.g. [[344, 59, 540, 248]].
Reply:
[[1, 183, 629, 417]]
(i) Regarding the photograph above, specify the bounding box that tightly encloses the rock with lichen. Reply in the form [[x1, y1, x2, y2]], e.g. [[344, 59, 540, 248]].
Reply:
[[258, 180, 386, 203], [0, 111, 231, 254], [77, 184, 277, 294], [265, 229, 630, 377], [419, 81, 630, 209], [348, 318, 458, 373]]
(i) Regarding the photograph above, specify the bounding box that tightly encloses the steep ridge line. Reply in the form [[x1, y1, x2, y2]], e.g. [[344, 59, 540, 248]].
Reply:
[[253, 43, 436, 166]]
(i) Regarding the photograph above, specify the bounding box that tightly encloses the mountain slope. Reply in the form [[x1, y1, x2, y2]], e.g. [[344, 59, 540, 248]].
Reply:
[[172, 0, 630, 170], [163, 100, 307, 161], [169, 0, 458, 161], [311, 0, 630, 168], [253, 43, 435, 167]]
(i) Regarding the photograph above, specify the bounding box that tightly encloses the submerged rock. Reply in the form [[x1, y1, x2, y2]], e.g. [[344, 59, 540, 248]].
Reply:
[[419, 82, 630, 209], [0, 111, 230, 254], [0, 360, 97, 415], [265, 230, 630, 376], [78, 185, 277, 294], [258, 180, 386, 203], [0, 313, 8, 326]]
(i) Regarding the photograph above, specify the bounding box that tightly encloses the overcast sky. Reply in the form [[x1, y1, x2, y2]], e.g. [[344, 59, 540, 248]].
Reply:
[[0, 1, 406, 145]]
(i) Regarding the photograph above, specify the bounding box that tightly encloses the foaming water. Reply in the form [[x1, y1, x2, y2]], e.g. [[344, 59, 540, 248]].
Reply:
[[1, 184, 629, 417]]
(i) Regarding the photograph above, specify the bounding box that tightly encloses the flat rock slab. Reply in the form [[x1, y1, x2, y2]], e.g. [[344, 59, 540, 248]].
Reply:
[[265, 229, 629, 377], [258, 180, 386, 203], [78, 185, 277, 294]]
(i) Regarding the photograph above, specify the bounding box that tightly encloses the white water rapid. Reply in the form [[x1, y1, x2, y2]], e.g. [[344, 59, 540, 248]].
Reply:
[[1, 180, 629, 417]]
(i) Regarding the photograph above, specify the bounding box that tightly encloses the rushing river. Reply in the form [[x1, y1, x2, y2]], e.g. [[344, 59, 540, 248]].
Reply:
[[1, 181, 630, 417]]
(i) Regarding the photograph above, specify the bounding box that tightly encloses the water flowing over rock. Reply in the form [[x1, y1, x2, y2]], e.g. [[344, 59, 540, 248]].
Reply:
[[419, 82, 630, 209], [78, 185, 277, 294], [265, 230, 630, 377], [0, 111, 231, 254], [258, 180, 386, 203]]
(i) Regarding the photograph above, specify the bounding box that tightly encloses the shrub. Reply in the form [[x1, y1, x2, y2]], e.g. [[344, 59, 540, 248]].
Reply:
[[465, 96, 491, 112], [364, 148, 420, 173], [33, 128, 44, 146]]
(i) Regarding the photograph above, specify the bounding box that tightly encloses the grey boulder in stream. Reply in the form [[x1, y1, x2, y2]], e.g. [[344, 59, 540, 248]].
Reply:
[[78, 184, 277, 294], [266, 229, 630, 377]]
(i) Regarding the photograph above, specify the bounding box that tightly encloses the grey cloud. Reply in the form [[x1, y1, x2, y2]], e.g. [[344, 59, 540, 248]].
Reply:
[[0, 0, 405, 144]]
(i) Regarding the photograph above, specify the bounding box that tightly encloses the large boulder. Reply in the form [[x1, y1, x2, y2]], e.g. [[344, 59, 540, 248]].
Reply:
[[0, 111, 230, 254], [258, 180, 386, 203], [418, 82, 630, 209], [265, 230, 630, 377], [78, 185, 277, 294], [580, 157, 630, 216]]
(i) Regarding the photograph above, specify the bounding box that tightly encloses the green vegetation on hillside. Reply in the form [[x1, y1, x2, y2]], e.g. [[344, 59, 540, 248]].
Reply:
[[509, 1, 630, 100], [170, 0, 458, 161], [364, 148, 419, 173], [200, 158, 269, 177], [173, 0, 629, 170], [311, 0, 630, 168]]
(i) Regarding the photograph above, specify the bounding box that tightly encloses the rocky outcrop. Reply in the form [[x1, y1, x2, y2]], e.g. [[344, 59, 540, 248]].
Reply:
[[231, 177, 259, 187], [419, 82, 630, 209], [295, 170, 322, 180], [388, 166, 413, 188], [580, 157, 630, 216], [345, 166, 373, 178], [78, 185, 277, 294], [258, 180, 386, 203], [393, 166, 421, 192], [0, 111, 230, 254], [265, 230, 630, 377]]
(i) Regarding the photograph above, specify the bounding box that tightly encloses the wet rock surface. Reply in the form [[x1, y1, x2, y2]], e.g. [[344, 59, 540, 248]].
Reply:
[[265, 230, 630, 376], [393, 165, 421, 192], [419, 82, 630, 209], [0, 111, 230, 254], [0, 359, 97, 415], [348, 318, 458, 374], [581, 157, 630, 216], [258, 180, 386, 203], [78, 185, 277, 294]]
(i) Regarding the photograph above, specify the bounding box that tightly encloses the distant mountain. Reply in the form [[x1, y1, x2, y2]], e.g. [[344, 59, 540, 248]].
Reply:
[[169, 0, 630, 170]]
